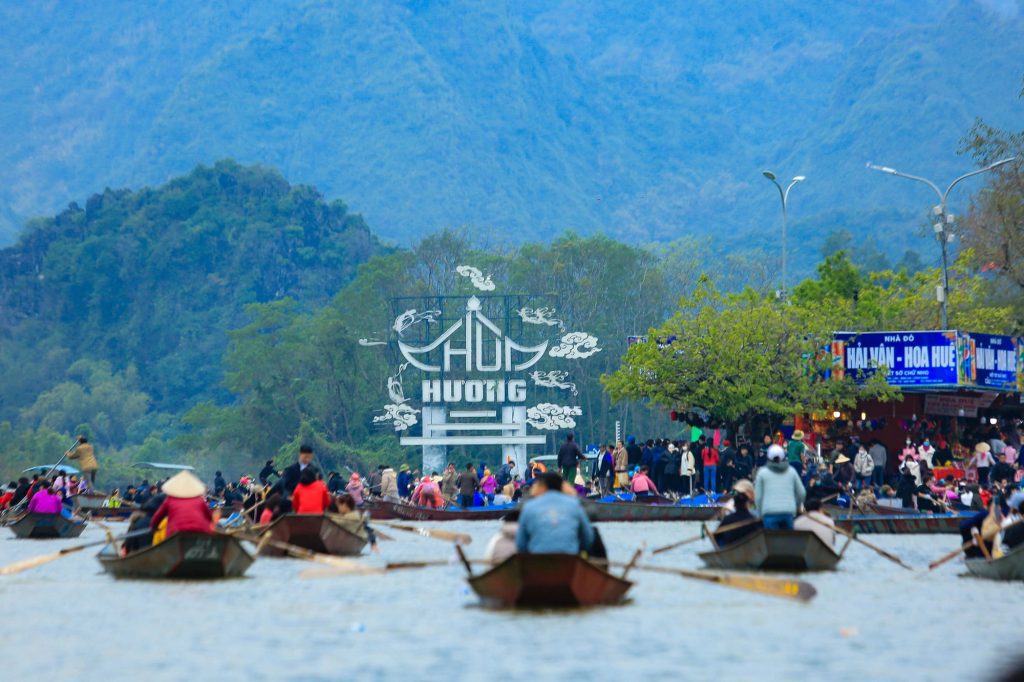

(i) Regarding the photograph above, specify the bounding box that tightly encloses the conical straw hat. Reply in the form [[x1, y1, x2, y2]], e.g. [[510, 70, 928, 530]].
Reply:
[[162, 470, 207, 499]]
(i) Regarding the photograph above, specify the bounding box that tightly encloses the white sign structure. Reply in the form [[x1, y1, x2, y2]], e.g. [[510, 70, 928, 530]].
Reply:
[[366, 283, 601, 474]]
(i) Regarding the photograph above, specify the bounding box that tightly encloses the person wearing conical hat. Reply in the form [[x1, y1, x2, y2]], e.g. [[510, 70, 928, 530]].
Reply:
[[150, 471, 214, 539]]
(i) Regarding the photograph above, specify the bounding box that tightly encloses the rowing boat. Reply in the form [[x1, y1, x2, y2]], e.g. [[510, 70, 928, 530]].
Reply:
[[698, 529, 841, 571], [965, 544, 1024, 581], [72, 494, 133, 520], [834, 513, 969, 534], [370, 500, 513, 522], [7, 512, 87, 539], [258, 513, 367, 557], [98, 532, 254, 579], [467, 553, 633, 608], [583, 499, 721, 522]]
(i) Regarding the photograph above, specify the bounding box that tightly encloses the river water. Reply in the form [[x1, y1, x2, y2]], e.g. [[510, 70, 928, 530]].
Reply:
[[1, 520, 1021, 682]]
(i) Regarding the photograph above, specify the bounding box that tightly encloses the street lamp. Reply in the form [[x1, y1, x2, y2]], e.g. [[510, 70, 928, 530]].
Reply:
[[762, 171, 805, 300], [866, 157, 1017, 329]]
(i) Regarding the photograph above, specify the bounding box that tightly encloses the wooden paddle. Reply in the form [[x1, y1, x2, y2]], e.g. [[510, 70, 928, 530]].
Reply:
[[610, 561, 817, 602], [926, 510, 1014, 570], [377, 521, 472, 545], [651, 516, 762, 555], [0, 528, 152, 576], [300, 559, 450, 579], [803, 514, 914, 571], [231, 532, 383, 574]]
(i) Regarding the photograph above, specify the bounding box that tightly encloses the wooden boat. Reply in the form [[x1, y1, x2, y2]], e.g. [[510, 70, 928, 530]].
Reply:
[[370, 500, 513, 522], [467, 553, 633, 608], [834, 513, 969, 535], [72, 494, 134, 520], [965, 544, 1024, 581], [8, 512, 87, 539], [97, 532, 254, 579], [698, 529, 841, 571], [259, 513, 367, 557], [583, 498, 721, 522]]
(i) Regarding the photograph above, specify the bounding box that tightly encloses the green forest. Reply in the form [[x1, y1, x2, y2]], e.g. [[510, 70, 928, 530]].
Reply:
[[1, 108, 1022, 486]]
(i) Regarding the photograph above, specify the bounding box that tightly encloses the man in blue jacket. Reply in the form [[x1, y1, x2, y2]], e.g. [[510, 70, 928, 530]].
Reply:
[[517, 472, 594, 555]]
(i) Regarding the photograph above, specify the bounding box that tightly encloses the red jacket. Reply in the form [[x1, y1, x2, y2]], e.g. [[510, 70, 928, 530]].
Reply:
[[702, 447, 720, 467], [0, 492, 12, 510], [292, 480, 332, 514], [151, 496, 214, 537]]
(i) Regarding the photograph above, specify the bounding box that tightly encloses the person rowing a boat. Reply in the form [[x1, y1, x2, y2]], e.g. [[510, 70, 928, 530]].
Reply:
[[332, 493, 379, 553], [516, 472, 595, 555], [67, 434, 99, 487], [712, 481, 762, 547], [754, 445, 806, 530], [150, 471, 214, 540]]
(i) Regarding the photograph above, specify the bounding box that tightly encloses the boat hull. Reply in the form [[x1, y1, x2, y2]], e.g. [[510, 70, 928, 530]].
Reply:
[[98, 532, 253, 579], [8, 512, 87, 539], [583, 499, 721, 522], [259, 514, 367, 557], [965, 544, 1024, 581], [468, 554, 632, 608], [699, 529, 841, 572], [834, 513, 968, 534], [370, 500, 513, 521]]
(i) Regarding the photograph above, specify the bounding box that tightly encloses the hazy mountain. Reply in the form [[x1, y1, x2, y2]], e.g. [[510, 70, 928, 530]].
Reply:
[[1, 0, 1021, 271]]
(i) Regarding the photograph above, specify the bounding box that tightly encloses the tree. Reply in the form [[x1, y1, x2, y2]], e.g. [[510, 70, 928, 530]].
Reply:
[[602, 277, 900, 432]]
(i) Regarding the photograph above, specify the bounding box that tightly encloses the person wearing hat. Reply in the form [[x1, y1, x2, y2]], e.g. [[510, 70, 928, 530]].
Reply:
[[786, 431, 806, 476], [396, 464, 413, 499], [833, 453, 855, 489], [970, 442, 995, 486], [712, 481, 762, 547], [345, 473, 366, 506], [754, 444, 806, 530], [150, 471, 214, 539]]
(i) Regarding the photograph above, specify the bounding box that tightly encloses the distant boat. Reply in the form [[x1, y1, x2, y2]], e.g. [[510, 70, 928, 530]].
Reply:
[[698, 529, 843, 572], [8, 512, 87, 539], [467, 554, 633, 608], [258, 514, 367, 557], [369, 499, 513, 521], [98, 532, 253, 579]]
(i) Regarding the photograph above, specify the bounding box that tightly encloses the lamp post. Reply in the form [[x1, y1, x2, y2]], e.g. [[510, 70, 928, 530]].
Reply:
[[762, 171, 805, 300], [866, 157, 1017, 329]]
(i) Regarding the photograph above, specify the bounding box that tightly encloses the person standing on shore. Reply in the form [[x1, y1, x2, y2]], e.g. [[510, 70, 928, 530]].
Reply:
[[557, 433, 585, 483], [754, 445, 806, 530], [613, 440, 629, 490], [456, 463, 480, 508]]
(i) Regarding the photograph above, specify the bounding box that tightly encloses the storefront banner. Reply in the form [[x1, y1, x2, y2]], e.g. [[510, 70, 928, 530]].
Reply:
[[832, 331, 959, 387], [964, 332, 1018, 391], [923, 393, 997, 418]]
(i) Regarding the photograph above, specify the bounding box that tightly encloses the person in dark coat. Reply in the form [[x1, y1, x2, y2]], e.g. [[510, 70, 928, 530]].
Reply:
[[279, 445, 319, 496], [734, 444, 754, 481], [213, 471, 227, 496], [557, 434, 585, 482], [959, 509, 994, 559], [713, 491, 762, 547], [652, 440, 668, 492], [124, 494, 166, 554], [896, 468, 918, 509], [258, 460, 277, 485], [625, 437, 643, 469], [456, 463, 480, 508]]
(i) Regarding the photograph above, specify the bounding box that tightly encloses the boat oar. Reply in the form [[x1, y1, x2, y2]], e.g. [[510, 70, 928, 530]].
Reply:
[[300, 559, 450, 579], [231, 532, 383, 574], [804, 514, 914, 571], [376, 521, 472, 545], [0, 528, 151, 576], [612, 562, 817, 603], [651, 516, 761, 555]]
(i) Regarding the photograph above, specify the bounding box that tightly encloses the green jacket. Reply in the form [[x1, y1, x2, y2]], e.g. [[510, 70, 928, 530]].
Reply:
[[786, 440, 805, 464]]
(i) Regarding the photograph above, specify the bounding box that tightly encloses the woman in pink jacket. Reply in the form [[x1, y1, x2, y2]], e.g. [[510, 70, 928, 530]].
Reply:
[[480, 469, 498, 505], [27, 481, 63, 514], [630, 466, 659, 497]]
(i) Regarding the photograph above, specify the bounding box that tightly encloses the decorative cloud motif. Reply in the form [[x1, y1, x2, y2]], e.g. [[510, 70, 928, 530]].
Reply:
[[373, 403, 421, 432], [517, 306, 563, 328], [530, 370, 578, 396], [358, 338, 387, 347], [527, 403, 583, 430], [387, 363, 410, 405], [456, 265, 495, 291], [549, 332, 602, 359], [393, 309, 441, 335]]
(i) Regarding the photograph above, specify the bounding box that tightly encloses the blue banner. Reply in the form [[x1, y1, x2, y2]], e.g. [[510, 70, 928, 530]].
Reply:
[[966, 332, 1018, 391], [832, 331, 959, 387]]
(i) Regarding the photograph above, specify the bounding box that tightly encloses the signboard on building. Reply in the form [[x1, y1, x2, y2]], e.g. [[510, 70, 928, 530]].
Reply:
[[832, 331, 960, 388], [832, 330, 1023, 393], [361, 269, 603, 473]]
